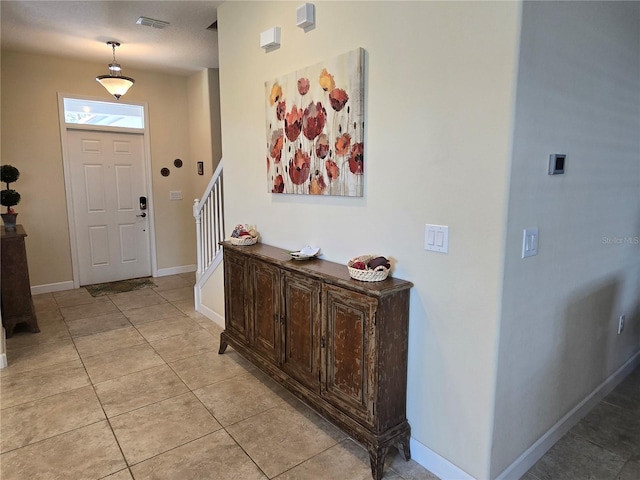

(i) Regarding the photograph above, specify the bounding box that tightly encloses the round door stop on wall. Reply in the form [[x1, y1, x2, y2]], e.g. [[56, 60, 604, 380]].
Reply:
[[174, 158, 183, 168], [161, 168, 170, 177]]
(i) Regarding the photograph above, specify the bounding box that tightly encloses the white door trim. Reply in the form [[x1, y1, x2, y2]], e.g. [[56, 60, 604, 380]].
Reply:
[[57, 93, 158, 288]]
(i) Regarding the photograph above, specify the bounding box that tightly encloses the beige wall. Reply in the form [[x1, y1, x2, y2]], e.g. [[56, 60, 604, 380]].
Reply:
[[208, 69, 223, 168], [1, 50, 212, 285], [491, 2, 640, 477], [187, 68, 221, 178], [216, 1, 520, 477], [200, 265, 225, 327]]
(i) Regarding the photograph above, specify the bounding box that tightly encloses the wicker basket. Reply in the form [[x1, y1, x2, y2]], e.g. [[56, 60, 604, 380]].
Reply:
[[347, 255, 390, 282], [229, 236, 258, 246]]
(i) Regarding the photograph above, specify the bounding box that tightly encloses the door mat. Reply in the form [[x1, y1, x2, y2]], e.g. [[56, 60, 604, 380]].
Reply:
[[85, 277, 157, 297]]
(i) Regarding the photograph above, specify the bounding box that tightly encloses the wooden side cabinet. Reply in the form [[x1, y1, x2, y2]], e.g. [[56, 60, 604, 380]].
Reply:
[[1, 225, 39, 337], [219, 242, 413, 480]]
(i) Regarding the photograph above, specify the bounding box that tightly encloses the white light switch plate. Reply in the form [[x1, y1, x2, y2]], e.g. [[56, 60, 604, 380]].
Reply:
[[424, 224, 449, 253], [522, 228, 539, 258], [169, 190, 183, 200]]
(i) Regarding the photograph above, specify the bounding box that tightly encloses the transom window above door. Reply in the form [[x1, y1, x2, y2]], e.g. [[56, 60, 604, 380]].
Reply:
[[63, 98, 144, 129]]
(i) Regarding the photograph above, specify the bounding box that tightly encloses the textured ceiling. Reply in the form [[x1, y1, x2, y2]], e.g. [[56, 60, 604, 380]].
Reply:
[[1, 1, 223, 76]]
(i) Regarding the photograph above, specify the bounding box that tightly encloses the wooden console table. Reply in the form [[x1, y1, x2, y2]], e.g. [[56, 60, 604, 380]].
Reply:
[[1, 225, 39, 337], [219, 242, 413, 480]]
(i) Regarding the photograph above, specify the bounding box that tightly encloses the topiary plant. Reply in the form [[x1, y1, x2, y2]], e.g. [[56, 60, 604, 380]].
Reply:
[[1, 165, 21, 213]]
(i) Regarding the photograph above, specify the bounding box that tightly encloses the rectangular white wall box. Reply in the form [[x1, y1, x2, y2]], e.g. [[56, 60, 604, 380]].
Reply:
[[424, 224, 449, 253], [522, 228, 539, 258], [260, 27, 281, 49], [296, 3, 315, 29], [169, 190, 183, 200]]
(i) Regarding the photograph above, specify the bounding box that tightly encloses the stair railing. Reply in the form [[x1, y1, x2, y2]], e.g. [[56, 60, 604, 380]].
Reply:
[[193, 160, 224, 284]]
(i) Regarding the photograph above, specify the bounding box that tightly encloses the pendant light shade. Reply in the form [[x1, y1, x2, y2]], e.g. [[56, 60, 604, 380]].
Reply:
[[96, 41, 135, 100]]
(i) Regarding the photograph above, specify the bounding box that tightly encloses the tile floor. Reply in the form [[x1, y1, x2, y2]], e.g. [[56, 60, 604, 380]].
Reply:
[[523, 362, 640, 480], [0, 273, 435, 480]]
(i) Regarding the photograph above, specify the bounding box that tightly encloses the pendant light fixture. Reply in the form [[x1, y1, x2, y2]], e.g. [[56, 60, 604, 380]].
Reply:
[[96, 41, 135, 100]]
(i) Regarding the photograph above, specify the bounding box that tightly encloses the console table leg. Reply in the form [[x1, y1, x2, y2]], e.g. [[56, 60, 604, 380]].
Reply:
[[4, 322, 16, 338], [218, 339, 228, 354], [368, 445, 389, 480], [397, 434, 411, 461]]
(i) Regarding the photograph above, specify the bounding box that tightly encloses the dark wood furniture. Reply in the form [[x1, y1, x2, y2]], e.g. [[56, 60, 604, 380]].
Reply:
[[1, 225, 39, 337], [219, 242, 413, 480]]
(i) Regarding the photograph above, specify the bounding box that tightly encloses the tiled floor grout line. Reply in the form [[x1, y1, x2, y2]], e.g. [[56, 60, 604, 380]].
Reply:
[[0, 414, 106, 455], [60, 295, 136, 478], [90, 288, 227, 476], [272, 438, 361, 480], [96, 291, 257, 477], [156, 333, 274, 478], [0, 362, 86, 408], [119, 315, 274, 478]]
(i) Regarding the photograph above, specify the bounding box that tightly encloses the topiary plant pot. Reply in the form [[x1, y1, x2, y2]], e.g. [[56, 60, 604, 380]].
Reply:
[[1, 212, 18, 231]]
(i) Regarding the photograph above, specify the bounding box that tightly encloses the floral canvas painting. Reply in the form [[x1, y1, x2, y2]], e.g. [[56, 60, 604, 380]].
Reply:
[[265, 48, 365, 196]]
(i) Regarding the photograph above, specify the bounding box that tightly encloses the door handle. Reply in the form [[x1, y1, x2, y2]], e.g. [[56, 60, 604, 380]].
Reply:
[[136, 212, 147, 218]]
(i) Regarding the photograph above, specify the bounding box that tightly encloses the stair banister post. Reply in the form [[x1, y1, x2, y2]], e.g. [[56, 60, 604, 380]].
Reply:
[[193, 198, 203, 281]]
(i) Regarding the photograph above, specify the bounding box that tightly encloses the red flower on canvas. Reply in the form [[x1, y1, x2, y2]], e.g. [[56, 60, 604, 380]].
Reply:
[[276, 101, 286, 121], [335, 133, 351, 156], [269, 129, 284, 163], [315, 134, 329, 159], [289, 149, 311, 185], [325, 160, 340, 182], [298, 77, 310, 95], [348, 143, 364, 175], [285, 106, 303, 142], [272, 174, 285, 193], [302, 102, 326, 141], [329, 88, 349, 112]]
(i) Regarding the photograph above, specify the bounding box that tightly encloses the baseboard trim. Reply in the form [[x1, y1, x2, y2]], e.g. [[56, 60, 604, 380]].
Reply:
[[31, 281, 75, 295], [410, 437, 474, 480], [195, 302, 225, 329], [30, 267, 197, 295], [156, 264, 196, 277], [496, 349, 640, 480]]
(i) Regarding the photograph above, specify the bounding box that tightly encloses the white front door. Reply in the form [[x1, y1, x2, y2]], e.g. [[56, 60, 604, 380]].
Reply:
[[67, 129, 151, 286]]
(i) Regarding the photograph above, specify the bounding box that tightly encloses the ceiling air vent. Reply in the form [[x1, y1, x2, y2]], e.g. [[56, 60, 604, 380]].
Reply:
[[136, 16, 170, 29]]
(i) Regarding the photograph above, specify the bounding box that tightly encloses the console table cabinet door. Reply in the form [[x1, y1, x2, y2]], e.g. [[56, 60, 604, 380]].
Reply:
[[322, 284, 378, 427], [281, 270, 322, 393], [249, 260, 280, 364], [223, 251, 250, 341]]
